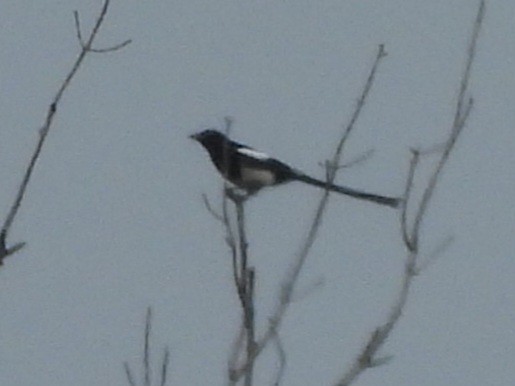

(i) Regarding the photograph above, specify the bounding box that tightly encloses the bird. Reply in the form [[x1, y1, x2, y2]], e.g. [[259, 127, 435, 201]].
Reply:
[[190, 129, 400, 208]]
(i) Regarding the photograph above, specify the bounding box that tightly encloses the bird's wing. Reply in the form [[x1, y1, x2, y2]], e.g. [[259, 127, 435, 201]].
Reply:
[[235, 146, 296, 183]]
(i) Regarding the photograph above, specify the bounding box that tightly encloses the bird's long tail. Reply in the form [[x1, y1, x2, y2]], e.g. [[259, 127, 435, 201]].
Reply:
[[293, 173, 401, 208]]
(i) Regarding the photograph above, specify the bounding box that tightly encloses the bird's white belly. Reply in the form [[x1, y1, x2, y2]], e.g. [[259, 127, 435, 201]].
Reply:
[[241, 168, 276, 186]]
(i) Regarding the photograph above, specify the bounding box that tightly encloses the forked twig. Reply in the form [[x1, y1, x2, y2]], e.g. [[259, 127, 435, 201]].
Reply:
[[74, 8, 131, 52]]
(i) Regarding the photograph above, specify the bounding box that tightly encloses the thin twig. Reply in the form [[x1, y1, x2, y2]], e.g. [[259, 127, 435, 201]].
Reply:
[[124, 362, 137, 386], [289, 276, 326, 304], [334, 44, 386, 162], [87, 40, 133, 53], [230, 43, 388, 382], [401, 149, 420, 251], [318, 149, 375, 171], [144, 307, 152, 386], [271, 329, 287, 386], [0, 0, 130, 265], [417, 235, 455, 273], [410, 0, 484, 245], [202, 193, 224, 223], [73, 11, 84, 45], [228, 322, 246, 384], [159, 347, 170, 386], [339, 149, 376, 169]]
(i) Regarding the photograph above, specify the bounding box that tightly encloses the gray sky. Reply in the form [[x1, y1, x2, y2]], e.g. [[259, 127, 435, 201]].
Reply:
[[0, 1, 513, 385]]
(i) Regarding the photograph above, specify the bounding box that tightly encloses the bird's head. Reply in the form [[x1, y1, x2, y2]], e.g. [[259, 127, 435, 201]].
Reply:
[[189, 129, 227, 147]]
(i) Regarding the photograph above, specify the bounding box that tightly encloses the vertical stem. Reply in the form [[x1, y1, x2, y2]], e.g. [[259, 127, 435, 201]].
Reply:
[[144, 307, 152, 386], [244, 269, 256, 386], [235, 198, 256, 386], [236, 199, 248, 290]]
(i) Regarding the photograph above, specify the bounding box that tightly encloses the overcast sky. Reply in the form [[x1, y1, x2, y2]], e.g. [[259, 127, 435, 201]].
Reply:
[[0, 1, 513, 385]]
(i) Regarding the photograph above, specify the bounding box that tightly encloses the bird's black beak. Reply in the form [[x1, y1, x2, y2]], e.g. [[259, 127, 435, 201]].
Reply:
[[189, 133, 199, 141]]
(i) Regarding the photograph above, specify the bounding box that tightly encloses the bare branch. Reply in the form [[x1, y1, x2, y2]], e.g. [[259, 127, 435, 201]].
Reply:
[[201, 193, 224, 223], [86, 39, 133, 53], [332, 44, 387, 170], [411, 1, 484, 243], [73, 11, 85, 46], [124, 362, 137, 386], [230, 43, 388, 382], [335, 2, 485, 385], [0, 0, 130, 265]]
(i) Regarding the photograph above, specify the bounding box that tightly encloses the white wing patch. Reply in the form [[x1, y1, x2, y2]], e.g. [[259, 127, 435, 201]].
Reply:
[[237, 147, 271, 160]]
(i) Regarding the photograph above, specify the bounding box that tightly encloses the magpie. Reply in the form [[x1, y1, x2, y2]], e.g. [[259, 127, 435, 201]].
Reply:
[[190, 129, 400, 208]]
